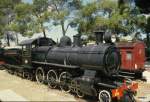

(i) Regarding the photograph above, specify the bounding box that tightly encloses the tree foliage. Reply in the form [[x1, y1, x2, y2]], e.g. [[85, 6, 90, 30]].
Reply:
[[145, 17, 150, 33], [13, 3, 33, 35], [0, 0, 20, 35], [76, 0, 147, 36], [0, 0, 21, 46], [76, 1, 97, 35], [32, 0, 51, 37], [135, 0, 150, 13], [49, 0, 82, 36]]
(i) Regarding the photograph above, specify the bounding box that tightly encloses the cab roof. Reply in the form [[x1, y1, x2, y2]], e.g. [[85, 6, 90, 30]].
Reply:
[[19, 37, 56, 46]]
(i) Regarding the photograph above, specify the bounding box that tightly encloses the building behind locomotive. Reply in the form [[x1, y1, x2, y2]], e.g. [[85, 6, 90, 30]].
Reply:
[[117, 41, 145, 78]]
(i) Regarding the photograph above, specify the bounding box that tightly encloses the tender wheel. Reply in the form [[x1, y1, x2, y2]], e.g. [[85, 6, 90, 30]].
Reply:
[[47, 70, 58, 89], [59, 71, 72, 93], [98, 90, 111, 102], [35, 67, 45, 84]]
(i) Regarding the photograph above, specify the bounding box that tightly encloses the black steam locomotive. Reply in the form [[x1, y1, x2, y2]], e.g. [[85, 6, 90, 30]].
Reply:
[[1, 31, 138, 102]]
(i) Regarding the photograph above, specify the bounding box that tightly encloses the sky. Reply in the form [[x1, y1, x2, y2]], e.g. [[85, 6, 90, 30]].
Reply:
[[22, 0, 32, 3]]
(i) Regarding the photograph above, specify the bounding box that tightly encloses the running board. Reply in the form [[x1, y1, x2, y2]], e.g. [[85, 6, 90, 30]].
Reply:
[[32, 61, 79, 69], [119, 71, 135, 75], [116, 74, 134, 79]]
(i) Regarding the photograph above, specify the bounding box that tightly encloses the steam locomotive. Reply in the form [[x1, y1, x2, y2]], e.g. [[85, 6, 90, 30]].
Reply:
[[0, 31, 138, 102]]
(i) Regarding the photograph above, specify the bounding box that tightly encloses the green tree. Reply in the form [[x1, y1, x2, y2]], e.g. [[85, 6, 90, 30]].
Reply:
[[49, 0, 82, 36], [14, 3, 33, 35], [95, 0, 138, 34], [5, 2, 33, 45], [145, 17, 150, 47], [145, 17, 150, 34], [76, 1, 97, 35], [76, 0, 121, 35], [76, 0, 146, 37], [135, 0, 150, 14], [32, 0, 50, 37], [0, 0, 21, 46]]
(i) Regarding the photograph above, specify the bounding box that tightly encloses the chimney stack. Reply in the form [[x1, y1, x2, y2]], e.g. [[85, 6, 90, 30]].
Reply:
[[94, 30, 104, 44], [73, 34, 81, 47]]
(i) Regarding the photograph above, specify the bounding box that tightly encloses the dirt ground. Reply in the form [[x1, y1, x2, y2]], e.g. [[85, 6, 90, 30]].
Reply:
[[0, 70, 78, 101], [0, 69, 150, 102], [135, 69, 150, 102], [136, 81, 150, 102]]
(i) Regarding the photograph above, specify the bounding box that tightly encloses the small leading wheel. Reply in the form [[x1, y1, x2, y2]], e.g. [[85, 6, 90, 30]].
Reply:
[[14, 71, 18, 76], [76, 89, 84, 98], [8, 70, 14, 75], [23, 71, 30, 79], [98, 90, 111, 102], [35, 67, 45, 84], [59, 71, 72, 93], [47, 70, 58, 89]]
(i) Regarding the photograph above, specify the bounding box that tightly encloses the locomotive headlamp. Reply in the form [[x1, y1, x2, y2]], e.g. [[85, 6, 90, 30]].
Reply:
[[25, 59, 28, 64]]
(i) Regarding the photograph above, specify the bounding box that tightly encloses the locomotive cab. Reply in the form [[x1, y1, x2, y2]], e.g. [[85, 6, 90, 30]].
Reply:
[[19, 37, 56, 65], [22, 44, 32, 65]]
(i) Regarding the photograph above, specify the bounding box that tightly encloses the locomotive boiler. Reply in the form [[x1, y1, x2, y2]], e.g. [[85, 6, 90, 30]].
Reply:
[[46, 34, 120, 76]]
